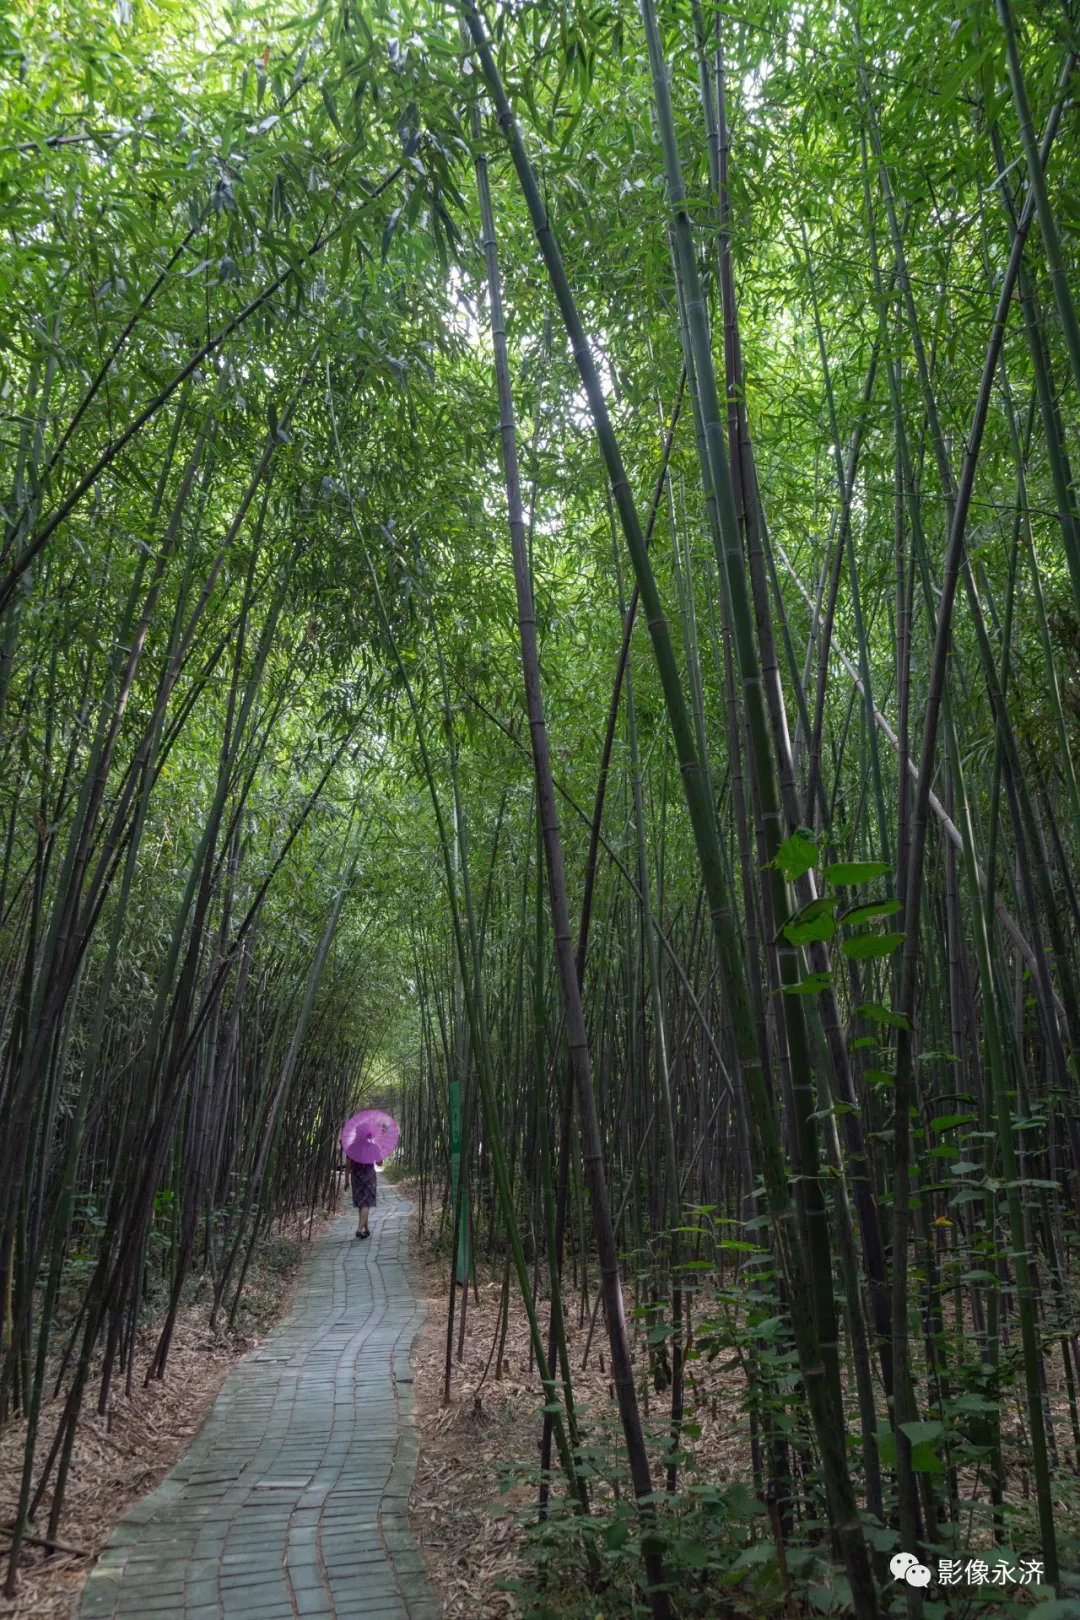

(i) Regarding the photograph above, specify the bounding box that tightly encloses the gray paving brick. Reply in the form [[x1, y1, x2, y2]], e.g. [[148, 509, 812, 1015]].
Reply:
[[77, 1189, 438, 1620], [186, 1578, 221, 1605], [294, 1590, 335, 1618]]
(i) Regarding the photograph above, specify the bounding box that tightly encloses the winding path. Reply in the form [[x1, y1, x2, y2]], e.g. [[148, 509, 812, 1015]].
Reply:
[[80, 1185, 439, 1620]]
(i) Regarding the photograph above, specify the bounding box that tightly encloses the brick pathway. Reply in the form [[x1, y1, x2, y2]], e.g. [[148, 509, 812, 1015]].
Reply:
[[80, 1184, 439, 1620]]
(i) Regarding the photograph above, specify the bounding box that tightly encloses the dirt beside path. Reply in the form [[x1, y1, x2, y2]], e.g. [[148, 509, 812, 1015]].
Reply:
[[406, 1234, 534, 1620], [0, 1211, 332, 1620]]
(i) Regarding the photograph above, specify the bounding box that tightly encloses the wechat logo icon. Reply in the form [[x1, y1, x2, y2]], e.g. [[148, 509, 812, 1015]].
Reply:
[[891, 1552, 932, 1587]]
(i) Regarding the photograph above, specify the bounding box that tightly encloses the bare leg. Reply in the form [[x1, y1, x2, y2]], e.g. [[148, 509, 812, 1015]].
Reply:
[[358, 1205, 370, 1236]]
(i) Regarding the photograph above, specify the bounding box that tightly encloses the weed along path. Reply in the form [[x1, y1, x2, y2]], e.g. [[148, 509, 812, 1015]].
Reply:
[[79, 1185, 439, 1620]]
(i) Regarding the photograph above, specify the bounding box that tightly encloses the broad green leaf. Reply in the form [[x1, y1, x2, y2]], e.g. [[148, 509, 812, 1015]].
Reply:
[[733, 1542, 776, 1570], [824, 860, 890, 885], [841, 898, 900, 925], [723, 1483, 767, 1520], [875, 1425, 896, 1466], [771, 827, 819, 881], [782, 900, 836, 945], [911, 1440, 943, 1473], [899, 1419, 944, 1445], [930, 1114, 976, 1132], [782, 970, 832, 995], [858, 1003, 911, 1030], [809, 1584, 840, 1614], [946, 1394, 999, 1414]]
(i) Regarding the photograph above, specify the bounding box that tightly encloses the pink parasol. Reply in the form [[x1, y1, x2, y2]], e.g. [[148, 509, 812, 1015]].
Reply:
[[342, 1108, 398, 1165]]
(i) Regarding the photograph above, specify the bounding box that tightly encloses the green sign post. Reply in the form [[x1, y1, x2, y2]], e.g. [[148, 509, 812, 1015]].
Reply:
[[448, 1079, 471, 1281]]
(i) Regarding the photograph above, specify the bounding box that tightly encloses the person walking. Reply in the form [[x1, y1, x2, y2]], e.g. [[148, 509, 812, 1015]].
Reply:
[[341, 1108, 398, 1240], [349, 1154, 381, 1239]]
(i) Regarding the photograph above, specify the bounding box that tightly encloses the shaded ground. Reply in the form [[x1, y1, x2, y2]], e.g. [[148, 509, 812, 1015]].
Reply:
[[67, 1186, 436, 1620], [1, 1217, 326, 1620], [404, 1204, 1078, 1618]]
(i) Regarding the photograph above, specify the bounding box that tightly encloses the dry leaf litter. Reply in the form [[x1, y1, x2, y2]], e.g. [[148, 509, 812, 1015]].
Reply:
[[404, 1189, 752, 1620], [3, 1184, 1069, 1620], [0, 1207, 334, 1620], [403, 1188, 1077, 1618]]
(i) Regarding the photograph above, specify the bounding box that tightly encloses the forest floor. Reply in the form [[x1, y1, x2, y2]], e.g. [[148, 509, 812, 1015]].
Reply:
[[404, 1188, 747, 1620], [404, 1187, 1080, 1618], [0, 1206, 335, 1620], [4, 1186, 1075, 1619]]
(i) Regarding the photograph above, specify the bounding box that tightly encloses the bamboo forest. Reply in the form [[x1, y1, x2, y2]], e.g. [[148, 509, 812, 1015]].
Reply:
[[2, 0, 1080, 1614]]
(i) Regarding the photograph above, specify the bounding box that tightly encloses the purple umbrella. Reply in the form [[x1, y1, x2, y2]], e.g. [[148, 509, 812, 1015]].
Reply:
[[342, 1109, 398, 1165]]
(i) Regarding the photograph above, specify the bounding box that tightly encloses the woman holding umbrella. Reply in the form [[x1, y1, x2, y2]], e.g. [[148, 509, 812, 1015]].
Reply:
[[341, 1109, 399, 1241]]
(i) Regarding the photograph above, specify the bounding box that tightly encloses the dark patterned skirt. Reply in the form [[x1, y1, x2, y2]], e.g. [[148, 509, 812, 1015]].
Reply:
[[350, 1159, 377, 1209]]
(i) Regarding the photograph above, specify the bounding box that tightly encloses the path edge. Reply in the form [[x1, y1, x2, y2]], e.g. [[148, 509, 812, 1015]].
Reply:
[[384, 1186, 441, 1620]]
